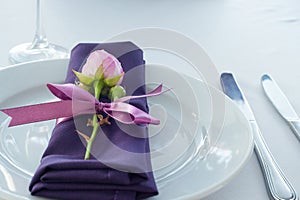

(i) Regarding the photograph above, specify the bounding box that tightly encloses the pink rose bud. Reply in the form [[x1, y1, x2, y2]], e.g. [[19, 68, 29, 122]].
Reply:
[[82, 50, 124, 86]]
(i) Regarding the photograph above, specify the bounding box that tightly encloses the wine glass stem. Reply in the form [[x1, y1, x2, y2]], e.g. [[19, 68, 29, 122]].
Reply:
[[31, 0, 49, 49]]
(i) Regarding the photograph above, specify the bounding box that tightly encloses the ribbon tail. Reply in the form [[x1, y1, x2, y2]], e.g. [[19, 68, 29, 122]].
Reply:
[[1, 100, 74, 127], [103, 102, 160, 125], [116, 84, 169, 102]]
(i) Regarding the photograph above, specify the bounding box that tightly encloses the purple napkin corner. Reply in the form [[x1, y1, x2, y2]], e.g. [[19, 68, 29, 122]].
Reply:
[[29, 42, 158, 200]]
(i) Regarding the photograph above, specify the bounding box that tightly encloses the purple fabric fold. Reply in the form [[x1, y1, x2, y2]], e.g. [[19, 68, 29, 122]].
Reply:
[[29, 42, 158, 200]]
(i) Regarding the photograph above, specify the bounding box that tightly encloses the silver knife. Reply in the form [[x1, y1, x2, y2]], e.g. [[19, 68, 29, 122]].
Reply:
[[220, 72, 298, 200], [261, 74, 300, 141]]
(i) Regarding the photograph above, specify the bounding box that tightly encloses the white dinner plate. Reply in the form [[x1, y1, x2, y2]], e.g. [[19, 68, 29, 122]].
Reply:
[[0, 59, 253, 200]]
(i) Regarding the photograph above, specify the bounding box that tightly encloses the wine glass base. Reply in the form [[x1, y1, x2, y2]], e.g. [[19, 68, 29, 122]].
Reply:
[[9, 43, 69, 64]]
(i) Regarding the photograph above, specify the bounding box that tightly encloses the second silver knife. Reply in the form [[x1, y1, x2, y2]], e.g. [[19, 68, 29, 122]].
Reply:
[[261, 74, 300, 141]]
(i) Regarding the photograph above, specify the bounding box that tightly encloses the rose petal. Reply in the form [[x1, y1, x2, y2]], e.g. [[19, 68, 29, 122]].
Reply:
[[82, 50, 107, 77]]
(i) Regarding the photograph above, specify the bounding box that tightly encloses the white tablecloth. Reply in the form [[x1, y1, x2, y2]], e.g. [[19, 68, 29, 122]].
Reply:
[[1, 0, 300, 199]]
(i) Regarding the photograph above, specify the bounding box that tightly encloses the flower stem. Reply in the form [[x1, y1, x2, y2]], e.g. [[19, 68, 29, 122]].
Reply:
[[84, 114, 99, 159], [84, 80, 103, 160]]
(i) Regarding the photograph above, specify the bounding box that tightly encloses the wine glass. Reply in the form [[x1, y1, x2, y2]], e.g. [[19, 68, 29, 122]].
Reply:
[[9, 0, 69, 64]]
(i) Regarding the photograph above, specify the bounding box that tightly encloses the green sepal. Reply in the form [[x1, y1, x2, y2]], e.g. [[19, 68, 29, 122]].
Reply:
[[104, 73, 124, 87], [93, 80, 104, 99], [94, 65, 104, 81], [72, 70, 94, 86], [77, 82, 91, 91]]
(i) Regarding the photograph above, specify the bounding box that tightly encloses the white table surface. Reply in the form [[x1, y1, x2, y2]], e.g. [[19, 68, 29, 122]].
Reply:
[[1, 0, 300, 199]]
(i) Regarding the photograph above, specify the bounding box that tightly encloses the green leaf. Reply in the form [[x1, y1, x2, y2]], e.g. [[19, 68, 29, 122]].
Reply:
[[72, 70, 94, 86], [104, 74, 123, 87], [94, 65, 104, 80]]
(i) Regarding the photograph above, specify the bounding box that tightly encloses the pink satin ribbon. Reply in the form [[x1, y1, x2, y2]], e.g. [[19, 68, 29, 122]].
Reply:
[[1, 84, 167, 127]]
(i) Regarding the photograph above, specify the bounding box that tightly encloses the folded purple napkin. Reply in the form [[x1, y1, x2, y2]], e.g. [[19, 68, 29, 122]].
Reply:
[[29, 42, 158, 200]]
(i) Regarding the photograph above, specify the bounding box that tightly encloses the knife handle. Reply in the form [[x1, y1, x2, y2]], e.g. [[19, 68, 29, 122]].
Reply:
[[288, 120, 300, 142], [250, 121, 298, 200]]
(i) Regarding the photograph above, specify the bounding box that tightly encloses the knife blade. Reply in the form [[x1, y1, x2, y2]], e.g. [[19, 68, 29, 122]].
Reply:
[[261, 74, 300, 141], [220, 72, 297, 200]]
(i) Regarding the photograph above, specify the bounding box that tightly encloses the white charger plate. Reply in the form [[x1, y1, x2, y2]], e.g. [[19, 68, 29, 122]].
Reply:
[[0, 59, 253, 200]]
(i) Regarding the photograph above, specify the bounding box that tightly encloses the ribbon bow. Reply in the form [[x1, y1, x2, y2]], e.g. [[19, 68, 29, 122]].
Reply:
[[1, 83, 167, 127], [47, 83, 165, 125]]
